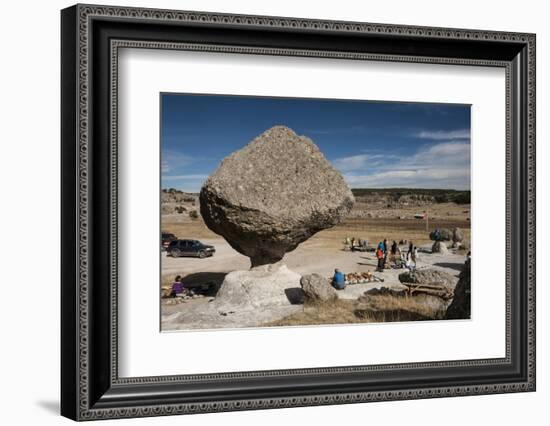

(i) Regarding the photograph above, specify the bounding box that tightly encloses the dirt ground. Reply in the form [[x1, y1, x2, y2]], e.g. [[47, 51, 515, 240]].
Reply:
[[160, 201, 470, 329], [161, 201, 470, 286]]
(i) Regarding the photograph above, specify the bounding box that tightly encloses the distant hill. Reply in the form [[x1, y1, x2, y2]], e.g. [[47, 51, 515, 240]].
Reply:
[[351, 188, 470, 205], [161, 188, 199, 215]]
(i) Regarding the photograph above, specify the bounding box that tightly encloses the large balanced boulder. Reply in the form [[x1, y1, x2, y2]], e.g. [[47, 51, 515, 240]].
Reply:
[[446, 259, 471, 319], [300, 274, 338, 303], [200, 126, 355, 267]]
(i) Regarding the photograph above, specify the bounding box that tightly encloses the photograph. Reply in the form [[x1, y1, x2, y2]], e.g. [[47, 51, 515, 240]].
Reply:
[[56, 3, 537, 420], [160, 94, 472, 331]]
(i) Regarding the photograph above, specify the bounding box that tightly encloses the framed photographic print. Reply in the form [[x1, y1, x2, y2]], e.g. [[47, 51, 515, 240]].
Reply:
[[61, 4, 536, 421]]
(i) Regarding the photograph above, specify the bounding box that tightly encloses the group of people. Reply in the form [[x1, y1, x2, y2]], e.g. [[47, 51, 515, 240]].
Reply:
[[375, 239, 418, 272], [345, 237, 369, 250], [332, 239, 419, 289]]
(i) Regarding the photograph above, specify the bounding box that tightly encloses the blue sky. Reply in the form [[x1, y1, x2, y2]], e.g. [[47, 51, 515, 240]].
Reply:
[[161, 94, 471, 192]]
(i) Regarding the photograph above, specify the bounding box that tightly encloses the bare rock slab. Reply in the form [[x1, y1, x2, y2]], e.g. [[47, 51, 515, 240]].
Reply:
[[161, 304, 302, 331], [161, 264, 304, 330], [398, 268, 456, 288], [200, 126, 354, 267]]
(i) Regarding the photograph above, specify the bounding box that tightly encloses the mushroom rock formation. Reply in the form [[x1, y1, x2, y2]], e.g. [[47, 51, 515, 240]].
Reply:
[[200, 125, 355, 267]]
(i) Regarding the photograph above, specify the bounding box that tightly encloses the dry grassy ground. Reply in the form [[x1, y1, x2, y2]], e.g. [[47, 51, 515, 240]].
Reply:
[[162, 202, 470, 254], [263, 294, 445, 327], [302, 217, 470, 251]]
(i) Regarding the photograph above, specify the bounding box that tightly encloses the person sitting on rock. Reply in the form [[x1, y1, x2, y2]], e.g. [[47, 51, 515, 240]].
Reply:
[[170, 275, 185, 297], [332, 268, 346, 290]]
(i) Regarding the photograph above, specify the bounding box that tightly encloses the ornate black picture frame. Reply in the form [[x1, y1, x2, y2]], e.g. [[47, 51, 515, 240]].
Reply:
[[61, 4, 536, 421]]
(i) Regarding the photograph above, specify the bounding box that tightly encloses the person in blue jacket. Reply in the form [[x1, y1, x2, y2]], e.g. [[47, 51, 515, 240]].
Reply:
[[332, 268, 346, 290]]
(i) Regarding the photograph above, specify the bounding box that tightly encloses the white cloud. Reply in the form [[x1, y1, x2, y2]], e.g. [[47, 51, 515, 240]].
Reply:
[[417, 129, 470, 140], [333, 154, 370, 172], [334, 141, 471, 189], [161, 151, 195, 174], [406, 142, 471, 170], [332, 154, 389, 172], [344, 168, 470, 189], [162, 174, 208, 181]]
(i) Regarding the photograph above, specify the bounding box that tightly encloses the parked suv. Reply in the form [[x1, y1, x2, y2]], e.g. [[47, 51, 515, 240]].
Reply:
[[167, 239, 216, 258], [161, 232, 177, 251]]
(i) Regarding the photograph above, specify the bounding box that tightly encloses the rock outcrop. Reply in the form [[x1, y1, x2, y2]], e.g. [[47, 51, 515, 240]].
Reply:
[[200, 126, 355, 267], [445, 259, 471, 319], [398, 268, 455, 287], [300, 274, 338, 303]]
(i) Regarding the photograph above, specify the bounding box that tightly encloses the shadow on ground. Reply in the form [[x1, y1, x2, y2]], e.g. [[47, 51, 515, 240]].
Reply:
[[285, 287, 305, 304], [433, 262, 464, 272], [180, 272, 228, 296]]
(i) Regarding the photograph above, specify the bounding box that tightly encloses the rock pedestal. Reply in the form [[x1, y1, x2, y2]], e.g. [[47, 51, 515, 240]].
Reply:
[[211, 264, 303, 310]]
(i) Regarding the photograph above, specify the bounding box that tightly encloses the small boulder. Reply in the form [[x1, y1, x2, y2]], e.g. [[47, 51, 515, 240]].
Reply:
[[432, 241, 449, 253], [452, 227, 464, 243], [300, 274, 338, 303]]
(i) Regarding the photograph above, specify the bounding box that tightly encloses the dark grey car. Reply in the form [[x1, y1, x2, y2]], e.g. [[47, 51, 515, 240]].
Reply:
[[167, 239, 216, 258]]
